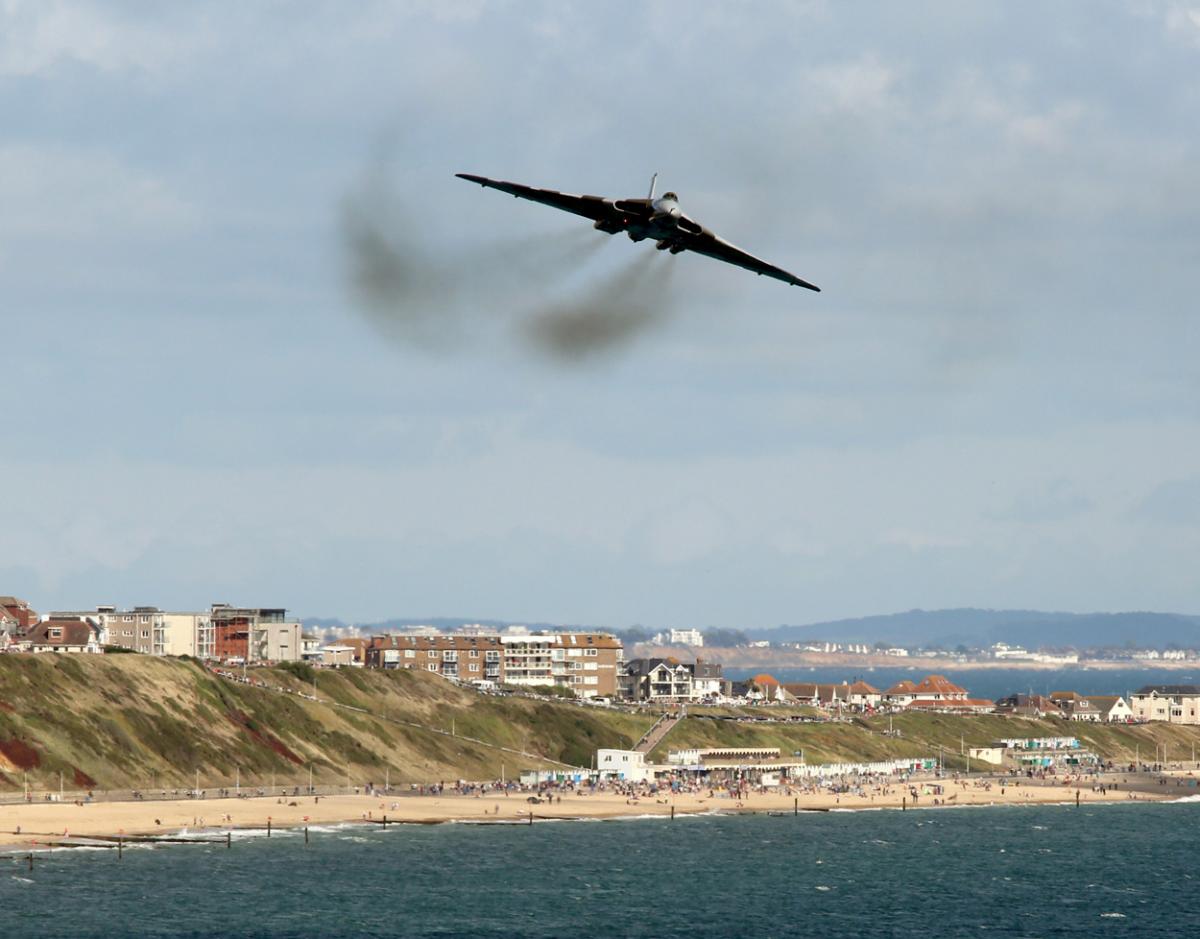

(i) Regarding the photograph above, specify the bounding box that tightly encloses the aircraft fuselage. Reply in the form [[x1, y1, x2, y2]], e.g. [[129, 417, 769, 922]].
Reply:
[[596, 196, 693, 251]]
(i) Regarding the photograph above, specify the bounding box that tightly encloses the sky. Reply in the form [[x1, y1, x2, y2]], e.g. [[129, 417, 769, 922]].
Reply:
[[2, 1, 1199, 629]]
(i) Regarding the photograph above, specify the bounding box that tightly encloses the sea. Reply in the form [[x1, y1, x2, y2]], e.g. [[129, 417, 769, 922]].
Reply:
[[4, 801, 1199, 938], [722, 666, 1195, 702]]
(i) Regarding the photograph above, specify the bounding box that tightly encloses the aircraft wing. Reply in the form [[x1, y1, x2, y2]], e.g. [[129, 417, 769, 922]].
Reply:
[[683, 230, 820, 291], [455, 173, 636, 224]]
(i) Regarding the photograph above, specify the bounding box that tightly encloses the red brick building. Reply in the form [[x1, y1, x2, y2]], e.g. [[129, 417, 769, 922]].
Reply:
[[0, 596, 38, 634]]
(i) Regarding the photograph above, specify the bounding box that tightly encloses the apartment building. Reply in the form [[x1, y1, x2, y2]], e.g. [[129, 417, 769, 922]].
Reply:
[[500, 632, 621, 697], [201, 605, 301, 663], [1130, 685, 1200, 724], [363, 631, 621, 697], [42, 603, 299, 662], [364, 634, 504, 683]]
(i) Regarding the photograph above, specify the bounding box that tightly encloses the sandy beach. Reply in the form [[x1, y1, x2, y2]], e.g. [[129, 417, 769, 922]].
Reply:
[[0, 775, 1178, 851]]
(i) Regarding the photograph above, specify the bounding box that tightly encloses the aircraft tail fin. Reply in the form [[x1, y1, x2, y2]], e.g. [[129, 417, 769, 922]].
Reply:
[[647, 172, 658, 200]]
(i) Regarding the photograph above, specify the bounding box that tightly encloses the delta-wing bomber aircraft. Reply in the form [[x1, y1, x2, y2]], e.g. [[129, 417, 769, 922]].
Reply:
[[456, 172, 820, 291]]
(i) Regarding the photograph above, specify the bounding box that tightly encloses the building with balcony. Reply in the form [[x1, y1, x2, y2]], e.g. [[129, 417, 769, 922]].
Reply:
[[363, 631, 621, 697], [1130, 685, 1200, 724]]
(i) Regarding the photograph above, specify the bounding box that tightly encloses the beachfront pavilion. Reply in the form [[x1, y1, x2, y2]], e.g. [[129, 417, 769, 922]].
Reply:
[[663, 759, 808, 787]]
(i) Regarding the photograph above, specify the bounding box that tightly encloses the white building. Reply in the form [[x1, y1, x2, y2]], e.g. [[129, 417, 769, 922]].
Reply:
[[991, 642, 1032, 660], [596, 749, 651, 782], [1129, 686, 1200, 724], [653, 628, 704, 647], [155, 612, 208, 657]]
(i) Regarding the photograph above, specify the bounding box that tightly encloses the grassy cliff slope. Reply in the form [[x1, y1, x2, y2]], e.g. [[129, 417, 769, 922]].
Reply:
[[1, 655, 1196, 794], [0, 655, 653, 792], [650, 711, 1200, 770]]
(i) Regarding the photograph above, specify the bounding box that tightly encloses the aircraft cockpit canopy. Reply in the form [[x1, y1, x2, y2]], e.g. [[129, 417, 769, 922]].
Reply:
[[661, 191, 678, 202]]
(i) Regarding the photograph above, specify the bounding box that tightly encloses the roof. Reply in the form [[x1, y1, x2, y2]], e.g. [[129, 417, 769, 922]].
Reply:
[[338, 637, 370, 650], [996, 693, 1064, 714], [368, 634, 503, 651], [885, 680, 918, 694], [499, 632, 623, 649], [906, 697, 994, 711], [624, 658, 694, 679], [911, 674, 968, 696], [693, 660, 723, 679], [1134, 685, 1200, 696], [848, 680, 880, 694], [25, 619, 97, 647]]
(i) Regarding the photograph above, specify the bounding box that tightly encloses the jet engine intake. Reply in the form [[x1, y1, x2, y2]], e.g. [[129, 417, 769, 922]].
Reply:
[[593, 219, 622, 234]]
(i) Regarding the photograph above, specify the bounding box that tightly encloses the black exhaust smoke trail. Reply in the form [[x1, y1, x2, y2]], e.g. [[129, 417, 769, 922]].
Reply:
[[522, 250, 678, 361], [341, 162, 678, 361]]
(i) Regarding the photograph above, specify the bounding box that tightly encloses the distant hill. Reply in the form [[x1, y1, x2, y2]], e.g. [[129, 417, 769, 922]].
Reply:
[[757, 609, 1200, 650], [301, 616, 572, 634]]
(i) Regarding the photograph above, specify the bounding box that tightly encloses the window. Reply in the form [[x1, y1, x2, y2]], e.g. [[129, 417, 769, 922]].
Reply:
[[427, 663, 438, 672], [427, 650, 437, 657], [405, 649, 415, 658], [469, 663, 479, 672], [469, 649, 479, 658], [585, 648, 598, 657]]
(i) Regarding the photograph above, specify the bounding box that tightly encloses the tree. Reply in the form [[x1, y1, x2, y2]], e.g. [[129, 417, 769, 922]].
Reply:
[[702, 629, 750, 648]]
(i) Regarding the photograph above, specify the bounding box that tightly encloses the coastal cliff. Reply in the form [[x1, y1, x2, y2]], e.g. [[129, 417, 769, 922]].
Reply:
[[0, 655, 1197, 793], [0, 655, 652, 791]]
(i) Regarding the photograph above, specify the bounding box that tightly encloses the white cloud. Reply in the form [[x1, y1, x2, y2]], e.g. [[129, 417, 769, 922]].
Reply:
[[805, 55, 904, 115], [1164, 2, 1200, 45], [0, 1, 205, 76]]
